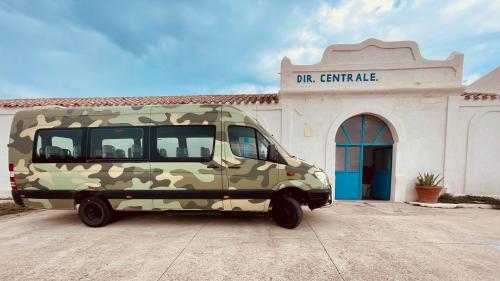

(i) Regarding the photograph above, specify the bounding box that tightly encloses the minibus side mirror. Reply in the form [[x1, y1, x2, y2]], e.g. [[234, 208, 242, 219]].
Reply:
[[266, 144, 281, 163]]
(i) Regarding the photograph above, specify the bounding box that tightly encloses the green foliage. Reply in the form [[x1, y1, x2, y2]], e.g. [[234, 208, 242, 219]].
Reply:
[[439, 193, 500, 207], [416, 172, 443, 187]]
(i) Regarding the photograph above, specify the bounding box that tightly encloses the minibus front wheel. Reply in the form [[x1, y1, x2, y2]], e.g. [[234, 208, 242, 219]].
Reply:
[[272, 197, 303, 229], [78, 197, 114, 227]]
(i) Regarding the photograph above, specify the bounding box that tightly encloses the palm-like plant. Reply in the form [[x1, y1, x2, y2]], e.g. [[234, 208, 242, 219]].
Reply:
[[416, 172, 443, 187]]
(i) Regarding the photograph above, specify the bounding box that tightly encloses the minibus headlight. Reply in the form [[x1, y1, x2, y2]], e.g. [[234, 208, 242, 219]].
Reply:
[[314, 171, 329, 186]]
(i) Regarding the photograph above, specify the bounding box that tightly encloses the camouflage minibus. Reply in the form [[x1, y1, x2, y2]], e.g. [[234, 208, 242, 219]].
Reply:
[[9, 105, 332, 228]]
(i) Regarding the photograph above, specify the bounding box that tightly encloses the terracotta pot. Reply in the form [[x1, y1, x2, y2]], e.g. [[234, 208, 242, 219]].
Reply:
[[415, 186, 443, 203]]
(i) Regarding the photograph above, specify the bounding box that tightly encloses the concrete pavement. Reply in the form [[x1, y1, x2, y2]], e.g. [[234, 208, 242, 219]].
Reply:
[[0, 201, 499, 281]]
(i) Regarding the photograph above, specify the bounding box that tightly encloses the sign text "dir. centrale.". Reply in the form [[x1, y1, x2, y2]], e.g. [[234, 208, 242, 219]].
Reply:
[[296, 72, 378, 83]]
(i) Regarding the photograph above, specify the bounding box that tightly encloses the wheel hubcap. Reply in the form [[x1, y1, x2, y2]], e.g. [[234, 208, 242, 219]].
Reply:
[[85, 203, 103, 222], [276, 204, 293, 224]]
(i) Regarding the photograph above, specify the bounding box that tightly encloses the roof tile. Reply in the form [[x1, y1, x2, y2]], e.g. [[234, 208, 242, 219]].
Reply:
[[0, 93, 279, 108], [462, 93, 499, 101]]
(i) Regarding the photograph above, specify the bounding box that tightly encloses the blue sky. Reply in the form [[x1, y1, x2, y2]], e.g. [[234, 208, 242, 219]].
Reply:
[[0, 0, 499, 99]]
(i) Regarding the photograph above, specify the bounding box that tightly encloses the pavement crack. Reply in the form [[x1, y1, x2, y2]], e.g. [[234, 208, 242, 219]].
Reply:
[[305, 218, 346, 281], [156, 223, 205, 281], [319, 238, 500, 246]]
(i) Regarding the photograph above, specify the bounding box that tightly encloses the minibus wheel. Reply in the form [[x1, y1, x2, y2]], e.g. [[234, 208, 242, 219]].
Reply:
[[78, 197, 113, 227], [272, 197, 303, 229]]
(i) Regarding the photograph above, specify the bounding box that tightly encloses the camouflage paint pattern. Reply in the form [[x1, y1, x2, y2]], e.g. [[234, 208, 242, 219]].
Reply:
[[9, 105, 330, 212]]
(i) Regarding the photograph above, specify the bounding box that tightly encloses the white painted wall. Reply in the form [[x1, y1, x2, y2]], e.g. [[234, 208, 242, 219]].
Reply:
[[0, 108, 19, 198], [444, 98, 500, 197], [273, 91, 452, 202], [238, 94, 500, 201], [466, 111, 500, 195], [236, 103, 283, 142], [276, 38, 468, 202]]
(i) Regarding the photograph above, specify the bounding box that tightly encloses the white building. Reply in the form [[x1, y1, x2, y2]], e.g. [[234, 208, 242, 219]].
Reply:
[[1, 39, 499, 201]]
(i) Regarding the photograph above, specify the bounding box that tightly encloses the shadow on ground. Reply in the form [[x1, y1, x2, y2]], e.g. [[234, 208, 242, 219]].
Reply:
[[36, 209, 277, 228]]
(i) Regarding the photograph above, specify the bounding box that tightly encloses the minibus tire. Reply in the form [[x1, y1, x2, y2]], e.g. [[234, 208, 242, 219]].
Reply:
[[272, 197, 303, 229], [78, 197, 113, 227]]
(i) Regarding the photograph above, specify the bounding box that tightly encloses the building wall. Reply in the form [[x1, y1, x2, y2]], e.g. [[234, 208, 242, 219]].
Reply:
[[444, 97, 500, 197], [239, 92, 500, 201], [276, 38, 467, 202], [236, 92, 453, 202], [0, 108, 19, 198], [1, 97, 498, 200], [277, 91, 452, 202]]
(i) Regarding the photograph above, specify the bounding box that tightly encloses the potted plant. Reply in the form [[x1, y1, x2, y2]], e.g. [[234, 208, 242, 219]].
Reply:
[[415, 172, 443, 203]]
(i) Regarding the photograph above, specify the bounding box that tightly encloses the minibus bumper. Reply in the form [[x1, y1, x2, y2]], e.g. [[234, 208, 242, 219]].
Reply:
[[11, 190, 24, 206], [307, 187, 333, 209]]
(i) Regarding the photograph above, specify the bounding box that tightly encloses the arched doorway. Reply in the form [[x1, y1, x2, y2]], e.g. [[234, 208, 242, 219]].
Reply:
[[335, 114, 394, 200]]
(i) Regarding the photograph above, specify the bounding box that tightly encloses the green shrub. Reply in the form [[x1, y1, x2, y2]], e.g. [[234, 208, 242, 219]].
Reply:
[[416, 172, 443, 187], [439, 193, 500, 207]]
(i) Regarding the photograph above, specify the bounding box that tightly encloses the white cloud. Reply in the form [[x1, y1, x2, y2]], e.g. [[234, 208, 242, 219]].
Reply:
[[442, 0, 482, 17], [284, 45, 323, 65], [410, 0, 433, 10], [362, 0, 396, 13], [475, 0, 500, 33], [255, 0, 499, 87], [255, 53, 282, 83], [254, 44, 323, 84], [464, 73, 482, 85], [255, 0, 406, 81], [0, 83, 47, 99], [317, 0, 397, 33], [472, 43, 489, 52], [219, 83, 279, 94], [295, 27, 321, 45], [317, 1, 356, 32]]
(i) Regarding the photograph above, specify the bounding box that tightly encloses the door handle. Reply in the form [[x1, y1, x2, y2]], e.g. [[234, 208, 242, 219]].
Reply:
[[207, 164, 219, 169], [228, 165, 241, 169]]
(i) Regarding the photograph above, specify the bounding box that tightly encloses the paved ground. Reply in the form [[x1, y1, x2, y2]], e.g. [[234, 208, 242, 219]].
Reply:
[[1, 201, 500, 281]]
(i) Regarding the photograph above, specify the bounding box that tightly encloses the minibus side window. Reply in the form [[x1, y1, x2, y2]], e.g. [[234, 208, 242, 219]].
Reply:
[[89, 127, 145, 160], [228, 126, 258, 159], [33, 129, 85, 163], [228, 126, 274, 161], [151, 126, 215, 162]]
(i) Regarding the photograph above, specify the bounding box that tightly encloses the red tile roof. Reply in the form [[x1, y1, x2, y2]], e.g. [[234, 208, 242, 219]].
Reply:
[[462, 93, 499, 101], [2, 92, 493, 106], [0, 93, 279, 108], [464, 67, 500, 100], [466, 67, 500, 95]]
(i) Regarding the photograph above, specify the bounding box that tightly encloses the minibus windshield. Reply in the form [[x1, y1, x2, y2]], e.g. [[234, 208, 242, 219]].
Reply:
[[252, 117, 292, 159], [264, 132, 292, 158]]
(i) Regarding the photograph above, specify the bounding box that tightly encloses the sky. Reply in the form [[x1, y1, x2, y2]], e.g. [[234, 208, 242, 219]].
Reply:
[[0, 0, 499, 99]]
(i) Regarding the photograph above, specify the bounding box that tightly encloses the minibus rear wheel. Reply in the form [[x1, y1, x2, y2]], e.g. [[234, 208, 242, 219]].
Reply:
[[272, 197, 303, 229], [78, 197, 113, 227]]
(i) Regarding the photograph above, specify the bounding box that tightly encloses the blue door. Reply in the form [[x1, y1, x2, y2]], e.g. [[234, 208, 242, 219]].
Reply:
[[335, 115, 394, 200], [371, 147, 392, 200], [335, 146, 361, 199], [335, 172, 360, 199]]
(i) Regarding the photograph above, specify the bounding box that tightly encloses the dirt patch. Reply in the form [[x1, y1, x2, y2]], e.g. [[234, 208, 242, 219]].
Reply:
[[0, 202, 33, 216], [439, 193, 500, 209]]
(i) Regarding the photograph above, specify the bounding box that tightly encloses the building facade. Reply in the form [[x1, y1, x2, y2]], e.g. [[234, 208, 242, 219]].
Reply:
[[1, 39, 499, 201]]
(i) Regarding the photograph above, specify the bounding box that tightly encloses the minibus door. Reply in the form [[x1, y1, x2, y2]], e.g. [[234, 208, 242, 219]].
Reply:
[[150, 123, 224, 211], [86, 126, 153, 211], [222, 124, 279, 212]]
